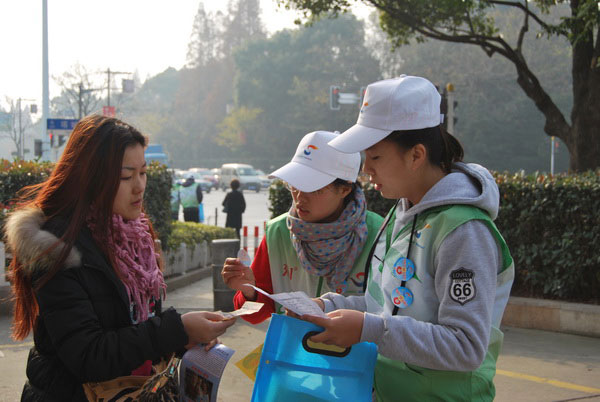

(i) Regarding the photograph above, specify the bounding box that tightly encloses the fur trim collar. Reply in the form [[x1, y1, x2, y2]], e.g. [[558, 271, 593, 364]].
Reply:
[[4, 207, 81, 275]]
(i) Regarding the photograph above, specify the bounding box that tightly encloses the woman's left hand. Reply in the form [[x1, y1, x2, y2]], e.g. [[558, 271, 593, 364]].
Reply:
[[300, 309, 364, 348]]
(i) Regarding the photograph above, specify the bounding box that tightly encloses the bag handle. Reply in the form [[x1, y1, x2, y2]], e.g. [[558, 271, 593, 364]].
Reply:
[[302, 331, 351, 357]]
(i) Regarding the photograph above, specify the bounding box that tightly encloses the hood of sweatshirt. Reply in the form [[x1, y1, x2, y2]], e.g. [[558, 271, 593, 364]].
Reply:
[[400, 162, 499, 221]]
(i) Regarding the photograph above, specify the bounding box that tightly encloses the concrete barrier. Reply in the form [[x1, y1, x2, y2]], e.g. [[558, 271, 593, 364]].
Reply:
[[211, 239, 239, 312], [502, 297, 600, 338]]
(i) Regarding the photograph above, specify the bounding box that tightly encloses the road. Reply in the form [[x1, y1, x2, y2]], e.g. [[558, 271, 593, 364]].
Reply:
[[185, 187, 272, 252]]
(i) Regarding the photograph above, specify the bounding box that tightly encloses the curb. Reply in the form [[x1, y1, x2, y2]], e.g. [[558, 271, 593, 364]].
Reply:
[[2, 279, 600, 338], [502, 296, 600, 338], [165, 266, 213, 292]]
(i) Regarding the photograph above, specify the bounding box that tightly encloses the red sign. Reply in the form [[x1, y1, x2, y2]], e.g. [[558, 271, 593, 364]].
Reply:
[[102, 106, 116, 117]]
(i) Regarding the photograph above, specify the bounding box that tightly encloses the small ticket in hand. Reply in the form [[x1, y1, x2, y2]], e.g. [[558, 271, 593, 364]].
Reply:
[[237, 248, 252, 267], [219, 301, 264, 320]]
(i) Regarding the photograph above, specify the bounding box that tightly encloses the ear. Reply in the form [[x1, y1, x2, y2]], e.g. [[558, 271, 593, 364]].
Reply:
[[409, 144, 427, 170], [337, 184, 353, 199]]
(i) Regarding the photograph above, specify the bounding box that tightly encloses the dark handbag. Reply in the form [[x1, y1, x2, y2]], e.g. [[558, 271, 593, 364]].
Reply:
[[83, 356, 180, 402]]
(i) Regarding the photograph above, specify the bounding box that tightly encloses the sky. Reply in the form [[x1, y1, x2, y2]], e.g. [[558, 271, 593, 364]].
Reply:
[[0, 1, 372, 109]]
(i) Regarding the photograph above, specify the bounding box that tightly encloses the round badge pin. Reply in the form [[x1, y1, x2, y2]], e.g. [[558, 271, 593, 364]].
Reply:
[[391, 257, 415, 281], [391, 286, 414, 309]]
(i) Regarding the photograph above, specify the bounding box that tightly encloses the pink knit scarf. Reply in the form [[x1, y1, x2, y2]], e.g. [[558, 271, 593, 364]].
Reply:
[[87, 212, 166, 323]]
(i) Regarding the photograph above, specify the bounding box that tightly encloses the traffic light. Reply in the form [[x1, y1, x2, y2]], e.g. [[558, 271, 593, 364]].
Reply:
[[329, 85, 340, 110], [58, 134, 67, 147], [359, 87, 367, 107], [30, 104, 37, 114], [49, 133, 54, 147]]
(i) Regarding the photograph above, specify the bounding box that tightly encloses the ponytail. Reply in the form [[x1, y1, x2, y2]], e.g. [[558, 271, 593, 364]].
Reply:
[[385, 126, 463, 173], [440, 128, 464, 173]]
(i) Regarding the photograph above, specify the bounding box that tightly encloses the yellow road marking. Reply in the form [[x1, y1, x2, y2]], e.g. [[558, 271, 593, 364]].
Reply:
[[0, 342, 33, 350], [497, 369, 600, 394]]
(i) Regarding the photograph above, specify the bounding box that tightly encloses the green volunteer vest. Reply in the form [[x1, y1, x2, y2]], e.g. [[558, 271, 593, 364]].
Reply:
[[179, 183, 199, 209], [265, 211, 383, 313], [367, 205, 514, 402]]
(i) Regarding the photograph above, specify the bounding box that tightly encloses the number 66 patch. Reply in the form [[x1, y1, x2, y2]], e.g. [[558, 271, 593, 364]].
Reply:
[[449, 268, 476, 305]]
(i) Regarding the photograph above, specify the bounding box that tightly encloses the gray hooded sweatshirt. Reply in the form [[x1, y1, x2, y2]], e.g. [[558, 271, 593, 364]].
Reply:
[[321, 162, 511, 371]]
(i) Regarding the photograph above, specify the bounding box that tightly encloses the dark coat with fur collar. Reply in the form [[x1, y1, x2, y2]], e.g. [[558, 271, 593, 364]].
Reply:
[[5, 208, 188, 401]]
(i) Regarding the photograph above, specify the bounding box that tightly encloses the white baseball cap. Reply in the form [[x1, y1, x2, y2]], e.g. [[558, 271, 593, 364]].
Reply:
[[269, 131, 361, 192], [328, 75, 442, 153]]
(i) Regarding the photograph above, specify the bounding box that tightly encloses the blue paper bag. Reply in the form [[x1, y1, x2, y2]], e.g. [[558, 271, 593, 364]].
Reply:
[[251, 314, 377, 402], [198, 203, 204, 223]]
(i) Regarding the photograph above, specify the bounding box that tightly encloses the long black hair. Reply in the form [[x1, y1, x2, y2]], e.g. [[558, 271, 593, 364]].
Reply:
[[385, 125, 464, 173]]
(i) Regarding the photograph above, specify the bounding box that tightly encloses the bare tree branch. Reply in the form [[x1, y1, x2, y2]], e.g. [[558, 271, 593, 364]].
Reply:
[[488, 0, 554, 32], [516, 1, 529, 53]]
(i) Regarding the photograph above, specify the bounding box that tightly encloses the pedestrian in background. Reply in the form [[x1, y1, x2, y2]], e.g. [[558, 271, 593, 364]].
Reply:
[[222, 178, 246, 238], [296, 76, 514, 401], [180, 174, 203, 223], [221, 131, 383, 324], [4, 115, 235, 401]]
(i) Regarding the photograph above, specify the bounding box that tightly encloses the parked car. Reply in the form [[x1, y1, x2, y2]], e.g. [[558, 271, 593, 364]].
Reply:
[[188, 167, 219, 190], [181, 170, 212, 193], [254, 169, 272, 189], [219, 163, 261, 192]]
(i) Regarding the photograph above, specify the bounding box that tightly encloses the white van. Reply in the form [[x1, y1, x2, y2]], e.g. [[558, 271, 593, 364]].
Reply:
[[219, 163, 262, 192]]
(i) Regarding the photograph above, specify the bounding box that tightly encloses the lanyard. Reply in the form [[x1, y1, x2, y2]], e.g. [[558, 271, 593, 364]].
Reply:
[[362, 202, 419, 316], [362, 201, 399, 292], [392, 214, 418, 315]]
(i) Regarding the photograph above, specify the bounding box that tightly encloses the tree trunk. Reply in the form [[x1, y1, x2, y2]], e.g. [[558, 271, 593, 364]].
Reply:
[[567, 79, 600, 172], [567, 8, 600, 172]]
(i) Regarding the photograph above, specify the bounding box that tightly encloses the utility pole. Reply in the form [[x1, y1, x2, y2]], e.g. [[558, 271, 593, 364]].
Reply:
[[550, 136, 555, 175], [446, 83, 455, 135], [41, 0, 50, 160], [105, 68, 131, 108]]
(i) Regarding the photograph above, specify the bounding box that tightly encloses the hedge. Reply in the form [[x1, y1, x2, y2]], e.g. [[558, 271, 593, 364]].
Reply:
[[167, 221, 236, 252], [144, 161, 172, 246], [268, 172, 600, 304]]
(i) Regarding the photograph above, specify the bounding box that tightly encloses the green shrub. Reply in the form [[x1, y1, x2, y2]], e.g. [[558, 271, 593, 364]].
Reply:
[[0, 159, 54, 229], [167, 221, 236, 252], [268, 171, 600, 304], [269, 180, 292, 218], [495, 170, 600, 303], [144, 162, 172, 246], [0, 159, 173, 247]]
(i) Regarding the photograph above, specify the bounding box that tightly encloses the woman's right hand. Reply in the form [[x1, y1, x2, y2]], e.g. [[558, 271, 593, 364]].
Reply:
[[221, 258, 256, 300], [181, 311, 236, 349]]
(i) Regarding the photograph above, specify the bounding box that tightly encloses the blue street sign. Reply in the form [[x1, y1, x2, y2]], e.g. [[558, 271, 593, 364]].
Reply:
[[47, 118, 78, 130]]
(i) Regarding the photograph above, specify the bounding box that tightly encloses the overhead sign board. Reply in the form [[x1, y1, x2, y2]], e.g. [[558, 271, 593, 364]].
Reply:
[[47, 118, 78, 131]]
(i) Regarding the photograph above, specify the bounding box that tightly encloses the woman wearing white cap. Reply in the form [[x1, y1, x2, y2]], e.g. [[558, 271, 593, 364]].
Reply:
[[298, 76, 514, 401], [221, 130, 383, 324]]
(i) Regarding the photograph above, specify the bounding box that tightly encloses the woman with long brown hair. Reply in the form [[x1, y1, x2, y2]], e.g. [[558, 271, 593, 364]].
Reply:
[[4, 115, 235, 401]]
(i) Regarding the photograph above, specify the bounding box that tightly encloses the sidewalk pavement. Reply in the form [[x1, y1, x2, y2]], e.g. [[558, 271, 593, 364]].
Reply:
[[1, 270, 599, 401], [164, 270, 600, 402], [165, 269, 269, 401]]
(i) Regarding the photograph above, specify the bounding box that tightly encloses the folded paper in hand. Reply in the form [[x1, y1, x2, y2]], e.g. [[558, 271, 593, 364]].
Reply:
[[218, 301, 264, 320], [243, 284, 327, 318]]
